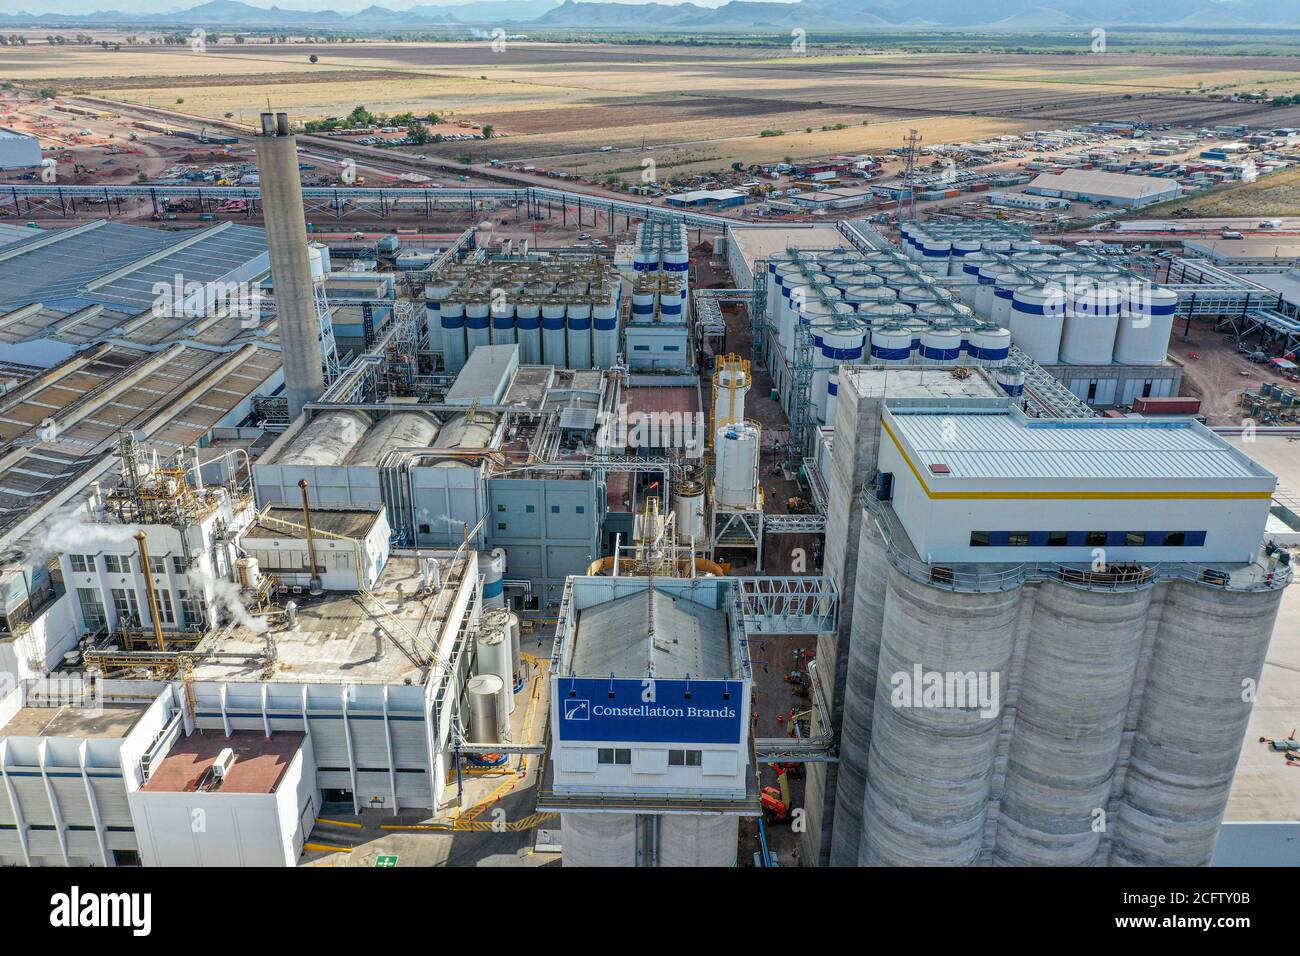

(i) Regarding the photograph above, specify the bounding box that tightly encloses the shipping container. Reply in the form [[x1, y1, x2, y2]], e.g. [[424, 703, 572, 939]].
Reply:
[[1132, 396, 1202, 415]]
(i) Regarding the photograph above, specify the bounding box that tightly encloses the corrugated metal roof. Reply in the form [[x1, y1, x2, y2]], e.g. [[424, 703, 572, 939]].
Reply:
[[0, 220, 268, 317], [571, 589, 730, 679], [890, 411, 1269, 481], [1028, 169, 1178, 201]]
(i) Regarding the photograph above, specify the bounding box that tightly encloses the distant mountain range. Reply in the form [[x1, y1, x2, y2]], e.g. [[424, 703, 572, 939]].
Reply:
[[4, 0, 1300, 30]]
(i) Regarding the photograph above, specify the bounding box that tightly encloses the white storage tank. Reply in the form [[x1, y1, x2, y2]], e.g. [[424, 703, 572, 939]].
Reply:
[[1060, 281, 1122, 365], [593, 292, 619, 368], [673, 474, 706, 546], [476, 609, 515, 715], [966, 324, 1011, 365], [919, 238, 952, 275], [542, 300, 568, 366], [714, 360, 749, 430], [995, 364, 1025, 397], [490, 299, 516, 346], [870, 325, 914, 364], [567, 303, 593, 369], [480, 546, 507, 609], [948, 240, 982, 277], [991, 273, 1031, 328], [920, 325, 963, 364], [714, 422, 760, 510], [1010, 285, 1067, 365], [466, 674, 505, 743], [974, 264, 1008, 319], [1114, 286, 1178, 365], [440, 300, 467, 373], [465, 299, 491, 355], [516, 301, 542, 364]]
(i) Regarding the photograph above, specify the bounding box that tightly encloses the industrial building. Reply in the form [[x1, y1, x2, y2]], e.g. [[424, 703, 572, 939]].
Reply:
[[984, 191, 1070, 211], [0, 127, 41, 170], [625, 220, 692, 370], [1026, 169, 1182, 208], [803, 364, 1291, 868]]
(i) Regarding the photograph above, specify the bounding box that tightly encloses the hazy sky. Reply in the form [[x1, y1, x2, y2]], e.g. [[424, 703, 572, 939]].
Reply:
[[10, 0, 755, 13]]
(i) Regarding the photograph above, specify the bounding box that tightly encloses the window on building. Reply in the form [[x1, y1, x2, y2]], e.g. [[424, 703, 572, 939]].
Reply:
[[148, 556, 166, 574], [575, 506, 585, 514], [103, 554, 131, 574], [668, 749, 702, 767], [1142, 380, 1153, 398], [69, 554, 93, 573], [77, 588, 106, 629], [156, 589, 175, 625], [1163, 531, 1186, 547], [551, 505, 560, 513], [1007, 533, 1031, 547], [497, 522, 507, 532], [111, 588, 139, 626], [1047, 531, 1069, 547], [171, 555, 189, 574], [1085, 531, 1107, 547], [969, 531, 990, 547], [497, 504, 507, 512], [525, 505, 535, 513], [1124, 532, 1145, 547], [1087, 380, 1098, 401], [178, 589, 203, 627], [111, 849, 141, 867], [598, 748, 632, 765]]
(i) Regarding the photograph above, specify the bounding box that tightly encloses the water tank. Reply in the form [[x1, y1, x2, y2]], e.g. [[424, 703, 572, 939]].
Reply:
[[974, 264, 1008, 319], [466, 674, 504, 743], [919, 238, 952, 275], [516, 301, 542, 364], [1010, 285, 1066, 365], [714, 422, 760, 509], [1060, 282, 1122, 364], [1114, 286, 1178, 365]]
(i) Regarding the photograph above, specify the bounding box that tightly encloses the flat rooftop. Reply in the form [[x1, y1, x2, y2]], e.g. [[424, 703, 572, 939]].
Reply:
[[889, 408, 1274, 482], [626, 385, 700, 417], [1029, 168, 1179, 200], [1185, 238, 1300, 261], [249, 507, 380, 540], [727, 225, 849, 271], [571, 588, 730, 680], [444, 344, 518, 406], [193, 553, 470, 684], [842, 365, 1004, 402], [141, 730, 304, 794], [0, 702, 149, 739]]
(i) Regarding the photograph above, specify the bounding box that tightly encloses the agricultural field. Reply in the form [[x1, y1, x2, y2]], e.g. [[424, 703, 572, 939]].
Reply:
[[8, 41, 1300, 178]]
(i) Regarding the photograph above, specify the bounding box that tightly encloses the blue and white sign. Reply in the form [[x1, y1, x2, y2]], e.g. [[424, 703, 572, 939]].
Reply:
[[556, 677, 744, 744]]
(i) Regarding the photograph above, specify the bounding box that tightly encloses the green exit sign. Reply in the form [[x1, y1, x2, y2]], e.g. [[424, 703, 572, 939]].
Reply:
[[375, 855, 398, 868]]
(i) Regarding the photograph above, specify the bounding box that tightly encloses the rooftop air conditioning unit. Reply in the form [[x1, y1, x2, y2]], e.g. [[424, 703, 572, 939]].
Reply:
[[211, 748, 236, 782]]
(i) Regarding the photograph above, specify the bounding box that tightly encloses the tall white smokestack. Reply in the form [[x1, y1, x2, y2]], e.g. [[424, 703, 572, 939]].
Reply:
[[255, 111, 324, 421]]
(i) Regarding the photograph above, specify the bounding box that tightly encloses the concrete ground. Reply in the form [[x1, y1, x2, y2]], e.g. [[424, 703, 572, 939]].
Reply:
[[1224, 434, 1300, 823], [299, 623, 562, 867]]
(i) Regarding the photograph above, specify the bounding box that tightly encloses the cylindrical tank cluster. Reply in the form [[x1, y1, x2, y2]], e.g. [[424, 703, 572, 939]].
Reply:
[[631, 220, 691, 327], [476, 605, 516, 716], [896, 224, 1181, 368], [424, 259, 623, 373], [830, 524, 1287, 868], [766, 250, 1016, 412]]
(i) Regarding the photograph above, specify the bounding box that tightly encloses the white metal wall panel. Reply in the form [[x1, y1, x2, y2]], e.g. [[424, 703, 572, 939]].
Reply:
[[317, 771, 352, 790], [66, 831, 101, 858], [89, 778, 132, 826], [26, 830, 60, 857], [346, 718, 390, 768], [50, 777, 93, 825], [390, 721, 428, 769], [12, 778, 53, 825], [395, 771, 429, 801], [307, 718, 349, 766]]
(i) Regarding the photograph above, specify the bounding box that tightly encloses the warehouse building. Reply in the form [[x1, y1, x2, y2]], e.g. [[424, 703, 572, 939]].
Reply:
[[0, 127, 41, 170], [1026, 169, 1181, 208], [803, 364, 1291, 868]]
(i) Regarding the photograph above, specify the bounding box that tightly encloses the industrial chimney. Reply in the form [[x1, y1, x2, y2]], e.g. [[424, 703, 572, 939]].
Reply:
[[255, 111, 324, 421]]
